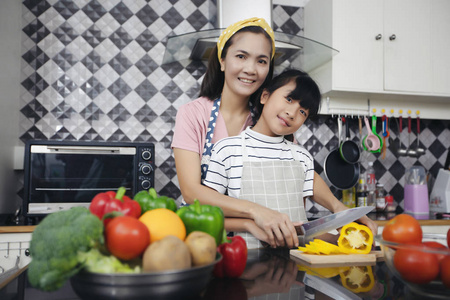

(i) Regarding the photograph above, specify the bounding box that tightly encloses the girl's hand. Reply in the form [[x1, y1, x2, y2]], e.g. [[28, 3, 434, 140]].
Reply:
[[245, 220, 270, 244], [250, 206, 299, 248]]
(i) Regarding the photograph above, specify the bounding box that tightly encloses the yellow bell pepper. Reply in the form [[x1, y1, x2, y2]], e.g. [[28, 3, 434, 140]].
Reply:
[[337, 222, 373, 254], [339, 265, 375, 293]]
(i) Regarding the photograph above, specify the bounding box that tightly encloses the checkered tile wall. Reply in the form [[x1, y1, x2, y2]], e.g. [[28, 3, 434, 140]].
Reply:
[[20, 0, 449, 212]]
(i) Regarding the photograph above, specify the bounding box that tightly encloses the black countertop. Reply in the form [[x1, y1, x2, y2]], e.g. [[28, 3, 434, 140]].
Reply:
[[0, 248, 436, 300]]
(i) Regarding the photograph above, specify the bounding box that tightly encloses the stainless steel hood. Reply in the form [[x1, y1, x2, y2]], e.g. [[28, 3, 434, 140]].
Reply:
[[162, 0, 338, 72]]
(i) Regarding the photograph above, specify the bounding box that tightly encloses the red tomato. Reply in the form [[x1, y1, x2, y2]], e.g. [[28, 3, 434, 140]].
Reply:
[[441, 255, 450, 288], [105, 216, 150, 260], [423, 241, 449, 263], [393, 247, 439, 285], [447, 228, 450, 248], [382, 214, 422, 244]]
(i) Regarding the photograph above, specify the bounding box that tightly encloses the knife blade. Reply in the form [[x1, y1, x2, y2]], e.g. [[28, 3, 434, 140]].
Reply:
[[296, 206, 374, 246]]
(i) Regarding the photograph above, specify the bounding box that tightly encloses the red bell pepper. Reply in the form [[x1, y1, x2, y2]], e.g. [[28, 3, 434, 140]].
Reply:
[[214, 232, 247, 278], [89, 187, 141, 225]]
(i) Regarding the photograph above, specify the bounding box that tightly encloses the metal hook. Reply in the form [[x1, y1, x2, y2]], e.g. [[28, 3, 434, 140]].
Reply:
[[4, 242, 9, 258]]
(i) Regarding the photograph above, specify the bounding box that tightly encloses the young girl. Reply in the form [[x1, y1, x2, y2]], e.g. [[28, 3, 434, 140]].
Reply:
[[203, 69, 321, 247], [172, 19, 377, 248]]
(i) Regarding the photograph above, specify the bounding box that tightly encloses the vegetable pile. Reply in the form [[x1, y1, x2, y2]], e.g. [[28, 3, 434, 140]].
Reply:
[[382, 214, 450, 287], [27, 187, 248, 292]]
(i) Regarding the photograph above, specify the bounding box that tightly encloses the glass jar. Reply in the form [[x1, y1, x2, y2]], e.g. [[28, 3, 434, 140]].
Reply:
[[375, 183, 386, 212], [385, 194, 396, 212], [343, 187, 356, 208]]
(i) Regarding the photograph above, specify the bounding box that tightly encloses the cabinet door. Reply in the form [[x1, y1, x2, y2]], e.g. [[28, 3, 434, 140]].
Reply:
[[384, 0, 432, 93], [332, 0, 384, 91], [431, 0, 450, 95]]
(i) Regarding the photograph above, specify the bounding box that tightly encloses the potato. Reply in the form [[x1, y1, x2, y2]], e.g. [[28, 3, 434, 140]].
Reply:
[[184, 231, 217, 266], [142, 235, 191, 272]]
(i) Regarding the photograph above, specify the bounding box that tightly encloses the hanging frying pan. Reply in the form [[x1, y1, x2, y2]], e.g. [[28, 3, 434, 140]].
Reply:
[[339, 117, 361, 164], [324, 118, 360, 190]]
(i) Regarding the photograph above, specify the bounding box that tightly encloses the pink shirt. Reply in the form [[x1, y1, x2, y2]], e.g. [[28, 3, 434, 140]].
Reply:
[[171, 97, 253, 157]]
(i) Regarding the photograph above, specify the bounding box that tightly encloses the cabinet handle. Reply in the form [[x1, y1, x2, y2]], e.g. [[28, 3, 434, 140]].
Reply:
[[375, 34, 382, 40], [389, 34, 396, 41]]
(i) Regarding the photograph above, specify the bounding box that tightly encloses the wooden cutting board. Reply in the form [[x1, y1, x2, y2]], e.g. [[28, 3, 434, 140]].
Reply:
[[290, 250, 383, 266]]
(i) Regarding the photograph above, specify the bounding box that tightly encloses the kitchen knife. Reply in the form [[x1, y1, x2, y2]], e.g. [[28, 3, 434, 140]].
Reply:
[[296, 206, 374, 246]]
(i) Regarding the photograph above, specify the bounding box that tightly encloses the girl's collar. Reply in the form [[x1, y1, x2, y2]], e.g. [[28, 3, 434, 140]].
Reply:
[[245, 127, 285, 143]]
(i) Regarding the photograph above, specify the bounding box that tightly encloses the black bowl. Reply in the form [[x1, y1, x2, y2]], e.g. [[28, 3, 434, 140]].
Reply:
[[70, 254, 222, 300]]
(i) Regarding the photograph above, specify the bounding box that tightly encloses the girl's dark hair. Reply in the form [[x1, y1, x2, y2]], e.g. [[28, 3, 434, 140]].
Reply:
[[200, 26, 275, 108], [255, 69, 321, 120]]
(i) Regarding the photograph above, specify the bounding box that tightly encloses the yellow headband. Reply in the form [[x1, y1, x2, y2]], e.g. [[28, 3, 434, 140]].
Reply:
[[217, 17, 275, 61]]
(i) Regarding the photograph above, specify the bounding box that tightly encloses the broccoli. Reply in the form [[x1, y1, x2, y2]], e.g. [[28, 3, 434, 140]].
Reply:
[[27, 206, 104, 291], [78, 248, 141, 274]]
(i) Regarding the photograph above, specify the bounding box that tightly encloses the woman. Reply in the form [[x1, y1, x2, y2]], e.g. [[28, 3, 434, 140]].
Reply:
[[172, 18, 377, 248]]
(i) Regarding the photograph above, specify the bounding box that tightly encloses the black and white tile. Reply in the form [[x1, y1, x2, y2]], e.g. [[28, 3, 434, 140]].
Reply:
[[20, 0, 450, 211]]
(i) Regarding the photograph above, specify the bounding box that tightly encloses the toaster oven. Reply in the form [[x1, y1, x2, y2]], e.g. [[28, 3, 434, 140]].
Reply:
[[23, 140, 155, 218]]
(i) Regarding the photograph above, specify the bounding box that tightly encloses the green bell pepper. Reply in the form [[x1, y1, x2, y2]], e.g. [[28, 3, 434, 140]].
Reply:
[[133, 188, 177, 213], [176, 199, 224, 246]]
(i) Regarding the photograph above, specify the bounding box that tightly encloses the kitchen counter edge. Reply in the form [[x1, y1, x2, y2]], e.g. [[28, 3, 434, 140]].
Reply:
[[1, 219, 449, 233], [374, 219, 450, 226], [0, 226, 37, 233]]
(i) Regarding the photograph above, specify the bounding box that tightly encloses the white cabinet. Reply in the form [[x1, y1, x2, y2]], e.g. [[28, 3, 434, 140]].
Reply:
[[431, 0, 450, 95], [305, 0, 450, 96]]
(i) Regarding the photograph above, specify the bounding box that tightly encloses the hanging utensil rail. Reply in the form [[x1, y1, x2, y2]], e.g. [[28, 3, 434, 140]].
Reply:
[[0, 241, 30, 258]]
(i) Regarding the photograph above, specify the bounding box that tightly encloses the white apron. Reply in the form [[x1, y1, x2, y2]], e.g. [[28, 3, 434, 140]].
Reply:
[[237, 133, 309, 249]]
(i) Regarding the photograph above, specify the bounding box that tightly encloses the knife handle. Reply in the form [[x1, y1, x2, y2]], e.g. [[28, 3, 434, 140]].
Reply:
[[295, 225, 309, 247], [295, 225, 305, 236]]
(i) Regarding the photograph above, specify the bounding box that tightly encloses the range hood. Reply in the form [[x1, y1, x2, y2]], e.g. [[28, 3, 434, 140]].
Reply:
[[162, 0, 338, 72]]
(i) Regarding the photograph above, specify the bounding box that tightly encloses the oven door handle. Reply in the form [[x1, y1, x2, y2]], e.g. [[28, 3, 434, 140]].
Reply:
[[36, 146, 136, 154]]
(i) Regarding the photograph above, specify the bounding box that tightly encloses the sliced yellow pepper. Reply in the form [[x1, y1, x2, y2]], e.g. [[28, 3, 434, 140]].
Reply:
[[337, 222, 373, 254], [298, 239, 346, 254], [311, 239, 344, 254], [305, 243, 321, 254], [339, 265, 375, 293]]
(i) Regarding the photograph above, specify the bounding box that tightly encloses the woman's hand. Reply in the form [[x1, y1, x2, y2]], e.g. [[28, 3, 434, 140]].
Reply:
[[249, 205, 299, 248], [357, 215, 378, 239]]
